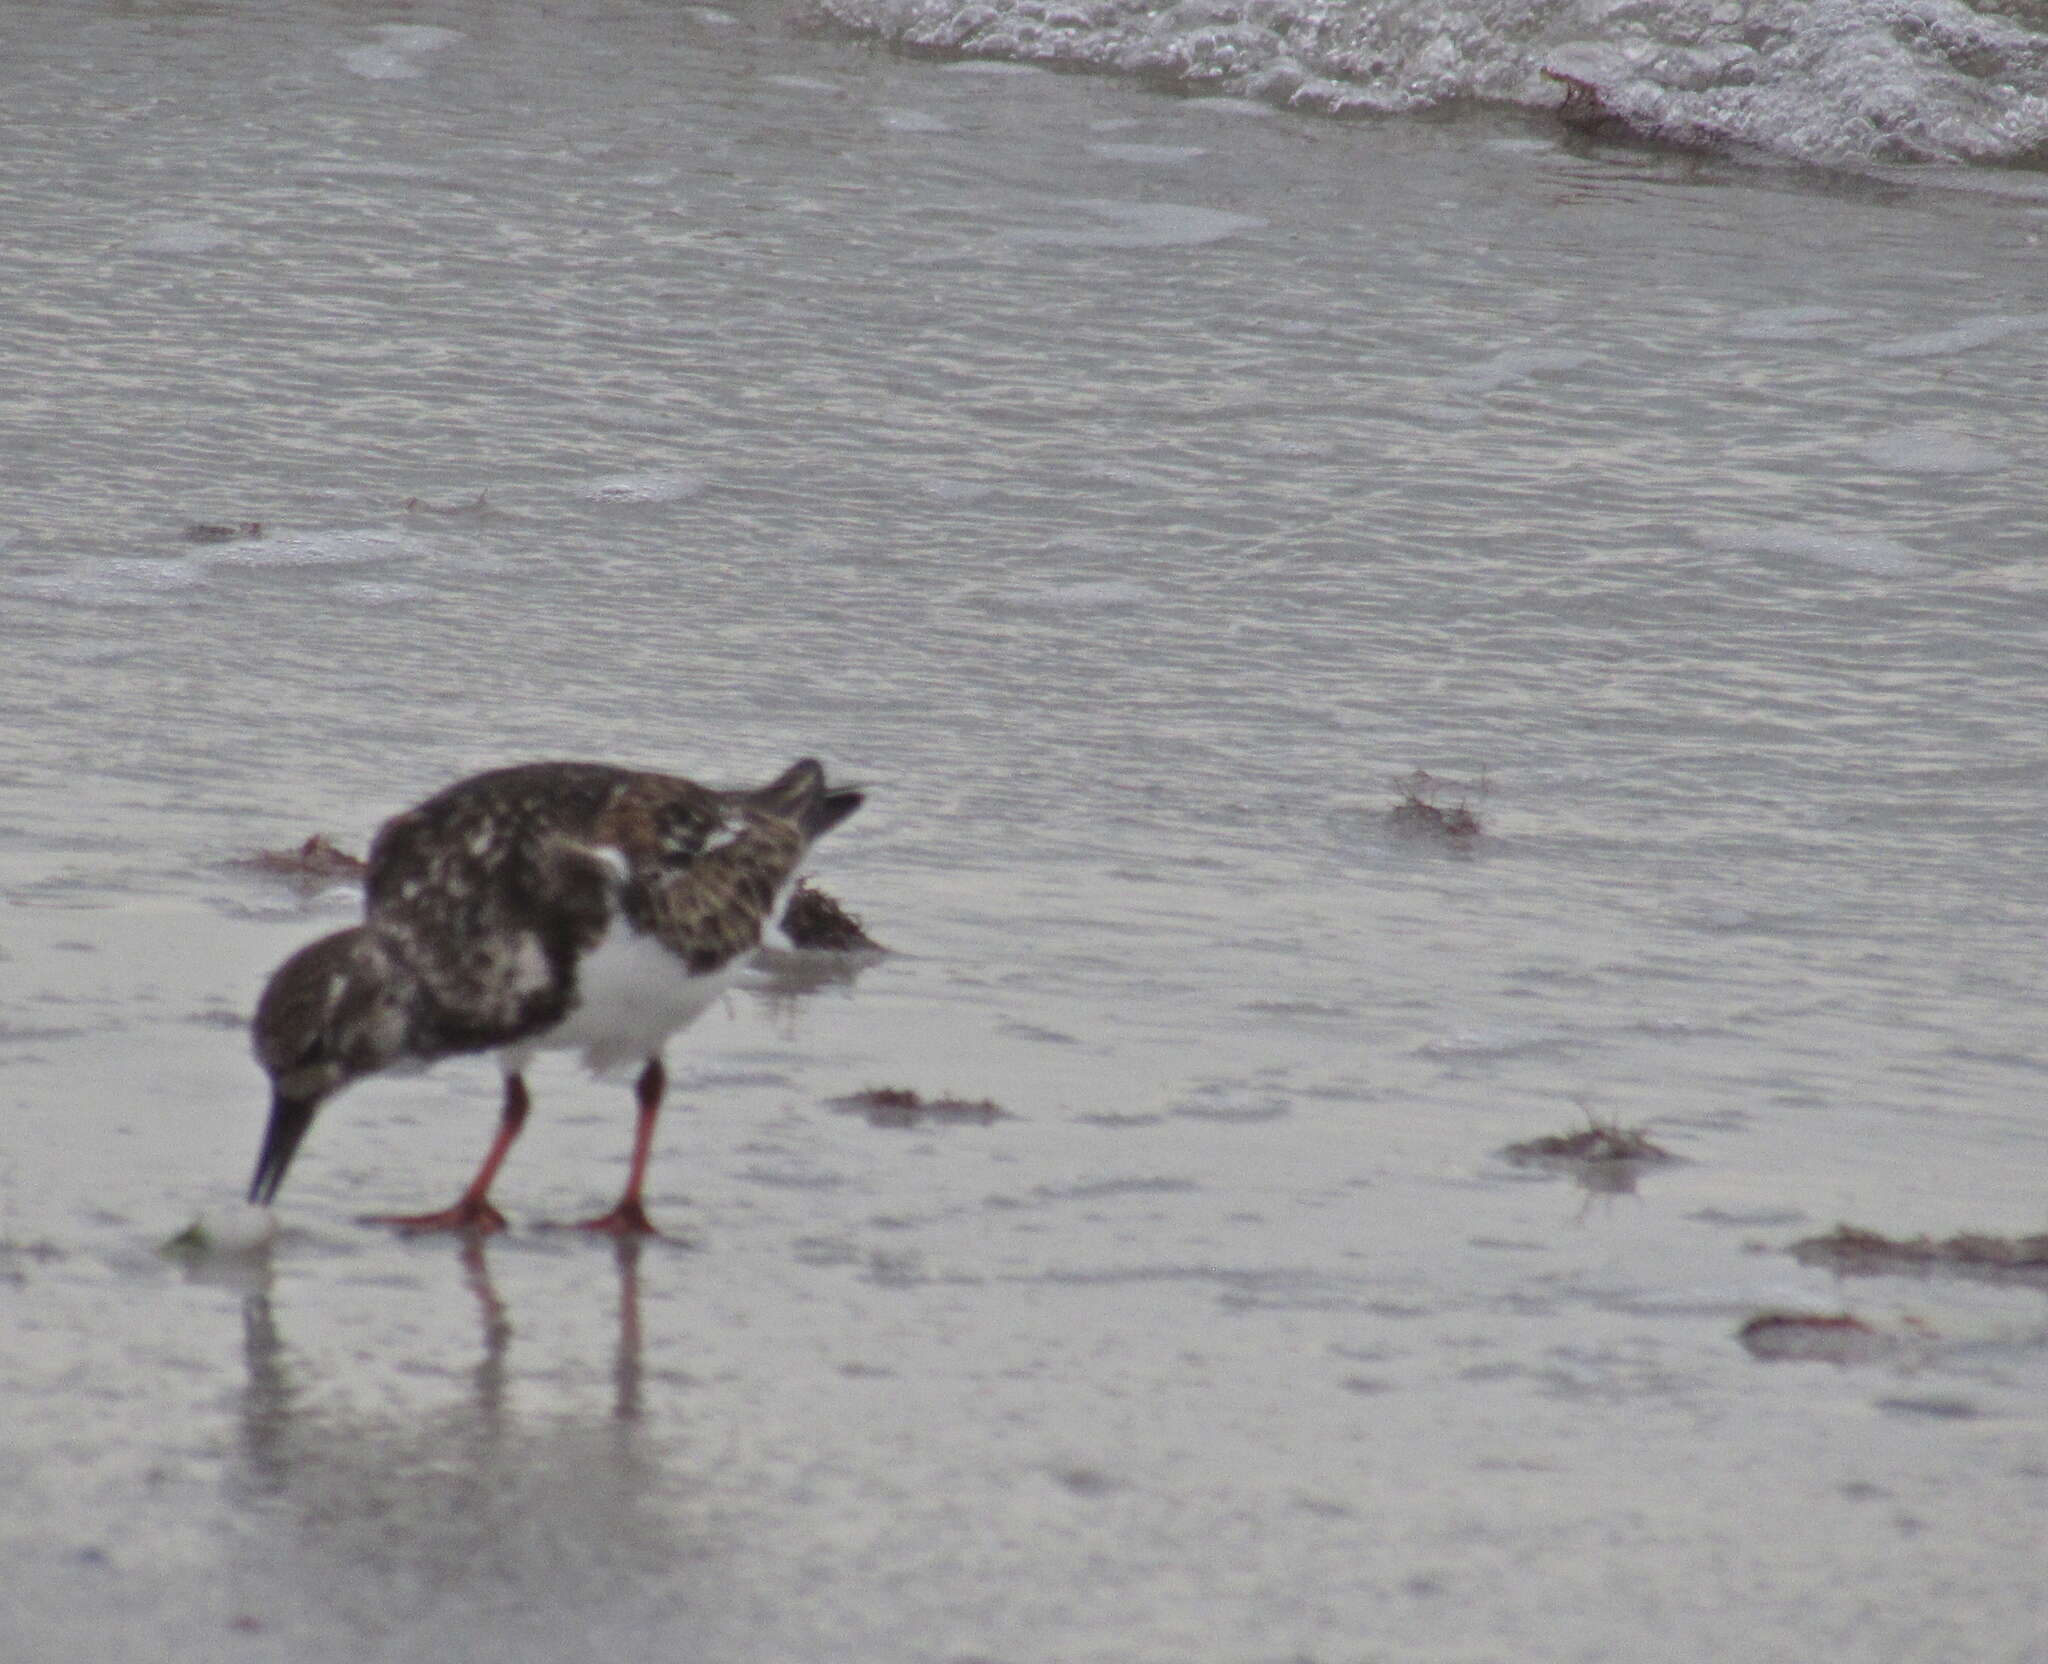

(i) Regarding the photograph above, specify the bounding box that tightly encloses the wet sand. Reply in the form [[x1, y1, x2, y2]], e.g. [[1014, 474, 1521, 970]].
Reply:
[[8, 871, 2048, 1661]]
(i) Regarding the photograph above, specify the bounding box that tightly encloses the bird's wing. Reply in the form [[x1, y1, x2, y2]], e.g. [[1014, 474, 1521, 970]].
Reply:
[[630, 811, 811, 975], [358, 765, 663, 1044]]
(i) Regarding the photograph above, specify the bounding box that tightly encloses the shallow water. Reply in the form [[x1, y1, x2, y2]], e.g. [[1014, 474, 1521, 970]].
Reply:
[[5, 3, 2048, 1660]]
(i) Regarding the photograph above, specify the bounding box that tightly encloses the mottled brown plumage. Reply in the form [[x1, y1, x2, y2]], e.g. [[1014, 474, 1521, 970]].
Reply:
[[248, 758, 862, 1234]]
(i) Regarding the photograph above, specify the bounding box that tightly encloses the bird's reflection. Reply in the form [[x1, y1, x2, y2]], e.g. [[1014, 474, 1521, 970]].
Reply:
[[226, 1236, 693, 1645], [749, 943, 884, 1030]]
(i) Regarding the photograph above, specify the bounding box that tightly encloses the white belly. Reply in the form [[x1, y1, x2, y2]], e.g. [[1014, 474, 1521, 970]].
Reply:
[[508, 920, 743, 1077]]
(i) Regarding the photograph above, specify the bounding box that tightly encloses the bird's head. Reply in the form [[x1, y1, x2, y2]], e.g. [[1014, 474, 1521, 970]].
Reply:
[[247, 927, 410, 1206]]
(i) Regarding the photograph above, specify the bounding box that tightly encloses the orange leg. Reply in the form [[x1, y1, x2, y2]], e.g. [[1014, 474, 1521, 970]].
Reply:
[[575, 1058, 666, 1237], [365, 1073, 531, 1235]]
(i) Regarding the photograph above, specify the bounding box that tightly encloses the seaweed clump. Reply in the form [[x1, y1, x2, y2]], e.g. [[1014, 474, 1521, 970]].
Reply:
[[404, 491, 492, 516], [1540, 67, 1735, 153], [182, 520, 263, 543], [1789, 1224, 2048, 1283], [1502, 1120, 1671, 1166], [781, 878, 883, 952], [232, 834, 368, 885], [833, 1087, 1007, 1129], [1386, 770, 1482, 844], [1736, 1310, 1899, 1365], [1542, 68, 1639, 142], [1501, 1118, 1673, 1195]]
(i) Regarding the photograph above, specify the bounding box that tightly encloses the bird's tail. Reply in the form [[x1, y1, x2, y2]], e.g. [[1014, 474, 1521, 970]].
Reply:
[[749, 759, 864, 841]]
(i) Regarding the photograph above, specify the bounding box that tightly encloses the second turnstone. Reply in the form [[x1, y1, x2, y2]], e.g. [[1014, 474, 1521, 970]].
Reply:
[[246, 758, 863, 1235]]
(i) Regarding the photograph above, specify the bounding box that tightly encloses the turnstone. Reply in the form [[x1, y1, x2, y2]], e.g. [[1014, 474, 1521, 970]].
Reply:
[[247, 758, 863, 1235]]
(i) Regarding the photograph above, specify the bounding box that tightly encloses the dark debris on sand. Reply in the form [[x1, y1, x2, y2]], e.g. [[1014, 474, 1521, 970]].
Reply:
[[1502, 1121, 1673, 1166], [1500, 1119, 1674, 1197], [1541, 66, 1736, 153], [781, 878, 883, 952], [1387, 770, 1483, 844], [1789, 1224, 2048, 1282], [1543, 68, 1639, 141], [232, 834, 368, 884], [833, 1087, 1007, 1129], [404, 490, 493, 516], [1736, 1310, 1902, 1365]]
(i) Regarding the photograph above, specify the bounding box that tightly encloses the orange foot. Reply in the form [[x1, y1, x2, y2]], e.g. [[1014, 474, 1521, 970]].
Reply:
[[572, 1198, 661, 1237], [362, 1197, 509, 1235]]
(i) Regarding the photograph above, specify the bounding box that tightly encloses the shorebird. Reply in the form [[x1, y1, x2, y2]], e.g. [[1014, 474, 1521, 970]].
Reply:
[[247, 758, 863, 1235]]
